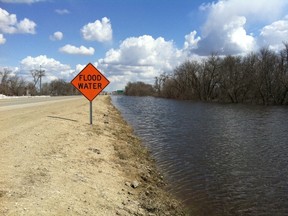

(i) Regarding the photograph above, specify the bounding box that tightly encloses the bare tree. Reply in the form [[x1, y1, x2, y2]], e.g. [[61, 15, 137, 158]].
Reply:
[[8, 75, 26, 96], [26, 82, 37, 96], [154, 73, 169, 96], [30, 66, 45, 94], [172, 61, 201, 99], [200, 53, 222, 101], [161, 78, 178, 99], [125, 81, 155, 96], [0, 68, 11, 95], [49, 79, 75, 95], [219, 55, 253, 103], [254, 48, 279, 104], [277, 43, 288, 104]]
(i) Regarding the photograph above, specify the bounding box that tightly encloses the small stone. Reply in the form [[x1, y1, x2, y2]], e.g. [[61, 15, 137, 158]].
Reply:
[[125, 181, 130, 187], [140, 174, 149, 182], [88, 148, 100, 154], [131, 180, 139, 188]]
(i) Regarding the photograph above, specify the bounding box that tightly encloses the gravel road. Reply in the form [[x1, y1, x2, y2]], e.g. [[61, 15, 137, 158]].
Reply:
[[0, 96, 81, 111], [0, 95, 187, 215]]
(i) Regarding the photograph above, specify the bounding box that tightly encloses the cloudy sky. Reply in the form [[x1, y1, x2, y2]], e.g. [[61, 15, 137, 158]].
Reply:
[[1, 0, 288, 91]]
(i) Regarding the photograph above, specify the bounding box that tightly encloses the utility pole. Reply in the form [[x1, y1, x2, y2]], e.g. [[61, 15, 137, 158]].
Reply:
[[39, 65, 45, 95], [30, 65, 45, 95]]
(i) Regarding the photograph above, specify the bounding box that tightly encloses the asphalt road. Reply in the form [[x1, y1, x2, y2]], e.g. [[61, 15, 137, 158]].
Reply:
[[0, 96, 82, 111]]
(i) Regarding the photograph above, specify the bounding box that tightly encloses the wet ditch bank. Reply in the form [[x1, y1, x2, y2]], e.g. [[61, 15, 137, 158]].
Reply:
[[109, 97, 189, 215]]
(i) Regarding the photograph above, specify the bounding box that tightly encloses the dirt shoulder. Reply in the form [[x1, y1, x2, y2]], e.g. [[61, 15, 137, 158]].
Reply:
[[0, 95, 187, 216]]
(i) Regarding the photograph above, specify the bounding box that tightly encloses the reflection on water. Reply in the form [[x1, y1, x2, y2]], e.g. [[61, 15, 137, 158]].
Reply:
[[111, 96, 288, 216]]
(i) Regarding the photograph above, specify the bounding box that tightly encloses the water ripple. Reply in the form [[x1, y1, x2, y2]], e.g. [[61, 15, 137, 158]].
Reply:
[[112, 96, 288, 216]]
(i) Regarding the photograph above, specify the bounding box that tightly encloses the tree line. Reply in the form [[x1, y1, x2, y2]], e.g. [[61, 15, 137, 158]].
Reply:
[[125, 45, 288, 105], [0, 69, 77, 96], [124, 81, 155, 96]]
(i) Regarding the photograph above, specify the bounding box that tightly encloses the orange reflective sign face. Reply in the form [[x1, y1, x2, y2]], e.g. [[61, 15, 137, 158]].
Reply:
[[71, 63, 110, 101]]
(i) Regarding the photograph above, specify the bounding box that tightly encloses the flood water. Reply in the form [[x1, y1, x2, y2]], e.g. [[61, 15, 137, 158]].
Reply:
[[111, 95, 288, 216]]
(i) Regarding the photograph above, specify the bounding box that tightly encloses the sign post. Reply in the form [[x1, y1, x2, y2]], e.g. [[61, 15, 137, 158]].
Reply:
[[71, 63, 110, 125], [90, 101, 93, 125]]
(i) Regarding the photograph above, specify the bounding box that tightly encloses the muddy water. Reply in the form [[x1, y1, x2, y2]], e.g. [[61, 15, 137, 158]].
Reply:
[[112, 95, 288, 216]]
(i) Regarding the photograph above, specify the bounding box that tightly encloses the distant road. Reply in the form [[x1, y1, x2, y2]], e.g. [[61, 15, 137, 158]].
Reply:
[[0, 96, 82, 111]]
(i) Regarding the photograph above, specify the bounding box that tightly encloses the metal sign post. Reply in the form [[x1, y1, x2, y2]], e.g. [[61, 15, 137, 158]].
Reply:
[[90, 101, 93, 125]]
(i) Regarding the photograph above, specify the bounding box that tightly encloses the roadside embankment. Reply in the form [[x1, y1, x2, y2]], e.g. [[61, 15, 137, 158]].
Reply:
[[0, 95, 187, 215]]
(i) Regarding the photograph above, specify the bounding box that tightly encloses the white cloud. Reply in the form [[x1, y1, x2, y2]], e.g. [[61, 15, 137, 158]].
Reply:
[[20, 55, 73, 82], [81, 17, 112, 42], [223, 16, 255, 53], [55, 9, 70, 15], [97, 35, 186, 90], [16, 18, 36, 34], [49, 31, 63, 41], [75, 64, 85, 73], [0, 34, 6, 44], [0, 8, 36, 34], [0, 0, 44, 3], [194, 0, 288, 55], [200, 0, 288, 26], [59, 44, 95, 55], [184, 31, 201, 50], [259, 18, 288, 51], [100, 35, 183, 67], [0, 8, 18, 34]]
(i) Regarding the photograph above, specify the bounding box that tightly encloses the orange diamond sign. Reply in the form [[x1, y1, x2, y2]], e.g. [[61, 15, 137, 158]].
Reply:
[[71, 63, 110, 101]]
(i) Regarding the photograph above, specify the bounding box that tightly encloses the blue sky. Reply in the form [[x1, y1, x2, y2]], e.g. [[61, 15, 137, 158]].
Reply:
[[1, 0, 288, 91]]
